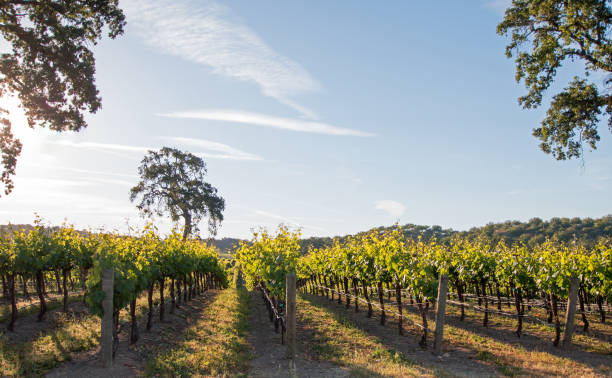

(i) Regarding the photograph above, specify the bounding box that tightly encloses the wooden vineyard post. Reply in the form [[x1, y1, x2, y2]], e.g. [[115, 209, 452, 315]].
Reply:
[[286, 273, 296, 359], [100, 268, 114, 368], [433, 274, 448, 355], [562, 276, 580, 348]]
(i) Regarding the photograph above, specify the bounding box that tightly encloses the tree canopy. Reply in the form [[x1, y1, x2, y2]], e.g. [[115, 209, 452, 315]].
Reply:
[[497, 0, 612, 160], [130, 147, 226, 240], [0, 0, 126, 194]]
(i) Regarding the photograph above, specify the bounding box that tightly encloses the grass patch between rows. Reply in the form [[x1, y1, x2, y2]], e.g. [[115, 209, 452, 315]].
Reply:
[[144, 288, 251, 377]]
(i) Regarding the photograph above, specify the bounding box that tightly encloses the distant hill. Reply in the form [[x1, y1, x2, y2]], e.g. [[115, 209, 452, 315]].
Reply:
[[459, 215, 612, 246], [209, 237, 243, 255], [296, 215, 612, 253]]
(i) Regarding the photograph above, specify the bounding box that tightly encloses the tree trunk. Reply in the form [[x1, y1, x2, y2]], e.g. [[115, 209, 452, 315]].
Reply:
[[54, 270, 62, 294], [552, 293, 561, 346], [417, 299, 428, 348], [21, 274, 29, 299], [62, 268, 69, 312], [321, 275, 329, 299], [176, 279, 182, 307], [395, 282, 403, 335], [353, 278, 359, 312], [146, 284, 154, 331], [80, 267, 88, 304], [1, 275, 7, 300], [69, 273, 76, 292], [189, 273, 194, 299], [457, 280, 465, 321], [7, 274, 16, 331], [130, 298, 139, 344], [544, 291, 553, 323], [36, 271, 47, 321], [159, 278, 165, 322], [597, 295, 605, 323], [578, 288, 589, 332], [170, 279, 176, 313], [336, 277, 342, 304], [183, 276, 188, 302], [344, 277, 350, 308], [495, 283, 502, 311], [363, 279, 372, 318], [514, 286, 523, 338], [481, 280, 488, 327], [377, 281, 386, 325], [112, 310, 120, 358], [182, 213, 192, 241], [506, 287, 512, 308], [42, 273, 47, 296]]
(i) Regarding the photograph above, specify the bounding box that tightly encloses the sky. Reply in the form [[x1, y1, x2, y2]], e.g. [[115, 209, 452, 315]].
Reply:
[[0, 0, 610, 239]]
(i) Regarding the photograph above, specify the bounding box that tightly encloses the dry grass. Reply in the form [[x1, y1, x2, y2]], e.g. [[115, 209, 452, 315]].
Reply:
[[0, 292, 83, 323], [439, 304, 612, 377], [0, 286, 172, 377], [298, 295, 449, 377], [305, 290, 612, 377], [144, 288, 251, 377], [0, 312, 99, 377]]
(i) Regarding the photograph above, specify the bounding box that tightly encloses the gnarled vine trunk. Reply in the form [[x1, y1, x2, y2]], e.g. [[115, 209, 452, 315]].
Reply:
[[377, 281, 385, 325], [36, 271, 47, 321], [130, 298, 138, 344]]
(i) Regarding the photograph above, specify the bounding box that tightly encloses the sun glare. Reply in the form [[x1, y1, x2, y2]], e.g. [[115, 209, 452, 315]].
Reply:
[[0, 96, 46, 150]]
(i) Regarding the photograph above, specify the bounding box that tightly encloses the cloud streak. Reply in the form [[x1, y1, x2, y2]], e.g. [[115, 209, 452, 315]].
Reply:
[[164, 136, 263, 161], [160, 109, 375, 137], [375, 200, 406, 218], [125, 0, 320, 119], [52, 138, 262, 161]]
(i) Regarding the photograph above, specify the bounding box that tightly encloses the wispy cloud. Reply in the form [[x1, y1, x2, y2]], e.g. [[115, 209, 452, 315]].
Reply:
[[163, 136, 263, 161], [125, 0, 320, 119], [51, 140, 151, 153], [375, 200, 406, 218], [16, 176, 133, 189], [506, 189, 526, 196], [160, 109, 375, 137], [23, 163, 138, 179], [52, 138, 262, 161]]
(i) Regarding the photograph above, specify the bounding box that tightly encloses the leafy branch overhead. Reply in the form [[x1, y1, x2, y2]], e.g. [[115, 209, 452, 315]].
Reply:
[[0, 0, 126, 194], [130, 147, 226, 240], [498, 0, 612, 160]]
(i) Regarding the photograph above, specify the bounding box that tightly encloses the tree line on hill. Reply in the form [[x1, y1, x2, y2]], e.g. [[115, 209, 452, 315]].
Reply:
[[297, 216, 612, 253]]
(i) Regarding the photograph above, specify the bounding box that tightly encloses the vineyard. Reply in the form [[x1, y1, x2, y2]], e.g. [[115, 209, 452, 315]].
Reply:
[[298, 229, 611, 347], [0, 219, 228, 375], [0, 222, 610, 376], [234, 225, 612, 376]]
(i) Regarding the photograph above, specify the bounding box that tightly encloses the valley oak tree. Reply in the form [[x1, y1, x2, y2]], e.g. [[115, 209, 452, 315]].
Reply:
[[498, 0, 612, 160], [130, 147, 225, 240], [0, 0, 126, 194]]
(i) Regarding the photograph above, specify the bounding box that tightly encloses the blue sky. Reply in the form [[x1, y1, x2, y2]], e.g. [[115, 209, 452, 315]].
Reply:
[[0, 0, 610, 238]]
